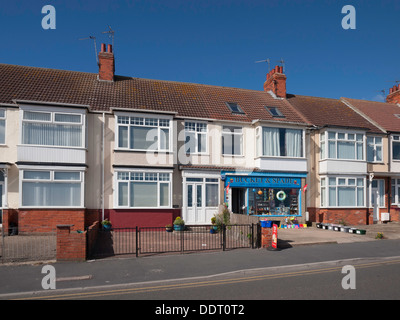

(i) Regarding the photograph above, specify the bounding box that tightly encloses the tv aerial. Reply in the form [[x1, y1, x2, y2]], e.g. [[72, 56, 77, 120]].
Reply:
[[277, 58, 285, 73], [79, 35, 99, 66], [255, 58, 271, 72], [102, 25, 115, 50]]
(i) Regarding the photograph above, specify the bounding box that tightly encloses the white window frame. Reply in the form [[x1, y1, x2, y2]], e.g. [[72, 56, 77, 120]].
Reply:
[[0, 109, 6, 145], [222, 125, 243, 156], [115, 112, 172, 152], [19, 168, 85, 208], [184, 121, 208, 154], [19, 106, 86, 149], [257, 126, 305, 158], [367, 136, 383, 163], [320, 130, 365, 161], [114, 169, 172, 208], [320, 176, 366, 208], [391, 178, 400, 205], [370, 179, 385, 208], [391, 135, 400, 161]]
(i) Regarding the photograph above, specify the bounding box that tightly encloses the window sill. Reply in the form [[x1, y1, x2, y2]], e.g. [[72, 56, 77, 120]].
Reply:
[[18, 144, 86, 150], [114, 149, 173, 154], [255, 155, 306, 160]]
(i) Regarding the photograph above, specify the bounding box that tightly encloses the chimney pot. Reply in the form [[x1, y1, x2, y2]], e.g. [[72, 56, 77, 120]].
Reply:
[[101, 43, 106, 52], [107, 44, 113, 53], [263, 65, 287, 98], [390, 88, 393, 94]]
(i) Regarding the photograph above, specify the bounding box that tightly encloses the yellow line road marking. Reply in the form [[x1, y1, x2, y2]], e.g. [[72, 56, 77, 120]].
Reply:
[[14, 259, 400, 300]]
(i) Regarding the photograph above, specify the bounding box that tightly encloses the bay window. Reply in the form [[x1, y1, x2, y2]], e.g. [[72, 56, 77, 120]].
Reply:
[[116, 170, 171, 208], [258, 127, 303, 158], [21, 170, 83, 207], [185, 121, 207, 154], [116, 115, 171, 151], [21, 110, 84, 147], [392, 135, 400, 160], [321, 176, 365, 207], [321, 131, 364, 160], [391, 179, 400, 204]]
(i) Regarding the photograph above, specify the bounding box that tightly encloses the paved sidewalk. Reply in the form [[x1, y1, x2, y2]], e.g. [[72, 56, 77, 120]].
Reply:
[[278, 222, 400, 247]]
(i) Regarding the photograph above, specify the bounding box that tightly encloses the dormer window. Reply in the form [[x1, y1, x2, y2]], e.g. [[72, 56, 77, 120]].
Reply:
[[226, 102, 245, 114]]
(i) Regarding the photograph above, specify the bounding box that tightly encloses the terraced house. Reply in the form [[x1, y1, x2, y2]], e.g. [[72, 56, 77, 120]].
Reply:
[[0, 43, 399, 233]]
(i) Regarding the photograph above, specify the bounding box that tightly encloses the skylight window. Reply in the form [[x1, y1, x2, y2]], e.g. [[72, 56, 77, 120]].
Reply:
[[226, 102, 245, 114], [266, 106, 285, 118]]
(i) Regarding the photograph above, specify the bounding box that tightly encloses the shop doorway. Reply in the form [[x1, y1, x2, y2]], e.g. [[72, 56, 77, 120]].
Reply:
[[231, 188, 247, 214]]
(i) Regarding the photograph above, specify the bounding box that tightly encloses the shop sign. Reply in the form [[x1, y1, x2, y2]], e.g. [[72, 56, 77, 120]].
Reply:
[[225, 176, 301, 189]]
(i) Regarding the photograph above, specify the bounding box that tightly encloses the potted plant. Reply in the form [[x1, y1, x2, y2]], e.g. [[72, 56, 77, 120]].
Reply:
[[173, 216, 185, 231], [210, 216, 218, 233], [165, 224, 173, 232], [101, 219, 112, 231]]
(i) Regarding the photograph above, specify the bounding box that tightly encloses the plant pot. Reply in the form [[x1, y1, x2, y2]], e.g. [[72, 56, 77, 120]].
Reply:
[[210, 228, 216, 234], [166, 227, 173, 233], [102, 224, 112, 231], [174, 225, 185, 231]]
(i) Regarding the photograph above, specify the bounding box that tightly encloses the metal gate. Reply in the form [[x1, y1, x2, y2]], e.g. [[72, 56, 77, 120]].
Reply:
[[88, 224, 260, 259]]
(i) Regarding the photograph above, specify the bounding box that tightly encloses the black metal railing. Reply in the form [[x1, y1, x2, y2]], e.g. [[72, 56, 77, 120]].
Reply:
[[88, 223, 260, 259]]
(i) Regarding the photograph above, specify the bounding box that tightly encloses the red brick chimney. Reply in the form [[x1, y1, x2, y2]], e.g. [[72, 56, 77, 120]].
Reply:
[[98, 43, 115, 82], [263, 65, 286, 98], [387, 84, 400, 104]]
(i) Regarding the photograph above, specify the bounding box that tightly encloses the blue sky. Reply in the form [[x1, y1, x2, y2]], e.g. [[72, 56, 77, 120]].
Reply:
[[1, 0, 399, 101]]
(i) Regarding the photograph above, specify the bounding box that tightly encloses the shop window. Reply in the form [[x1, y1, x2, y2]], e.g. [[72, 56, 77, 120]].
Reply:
[[248, 188, 299, 216]]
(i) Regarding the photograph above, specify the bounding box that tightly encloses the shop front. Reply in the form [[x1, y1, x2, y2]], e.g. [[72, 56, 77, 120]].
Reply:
[[222, 171, 307, 220]]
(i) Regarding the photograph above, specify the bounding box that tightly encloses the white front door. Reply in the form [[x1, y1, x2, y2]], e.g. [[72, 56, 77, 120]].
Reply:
[[186, 183, 206, 224]]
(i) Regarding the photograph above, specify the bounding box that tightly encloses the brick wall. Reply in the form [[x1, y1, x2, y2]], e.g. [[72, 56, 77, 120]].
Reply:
[[18, 209, 86, 234], [56, 225, 86, 261], [308, 207, 369, 225], [261, 227, 273, 248], [109, 208, 181, 228]]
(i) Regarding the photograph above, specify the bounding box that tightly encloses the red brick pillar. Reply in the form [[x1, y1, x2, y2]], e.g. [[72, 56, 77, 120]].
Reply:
[[261, 227, 273, 248], [56, 224, 86, 261]]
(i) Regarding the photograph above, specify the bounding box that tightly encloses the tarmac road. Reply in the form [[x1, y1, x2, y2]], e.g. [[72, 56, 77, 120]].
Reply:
[[0, 223, 399, 300]]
